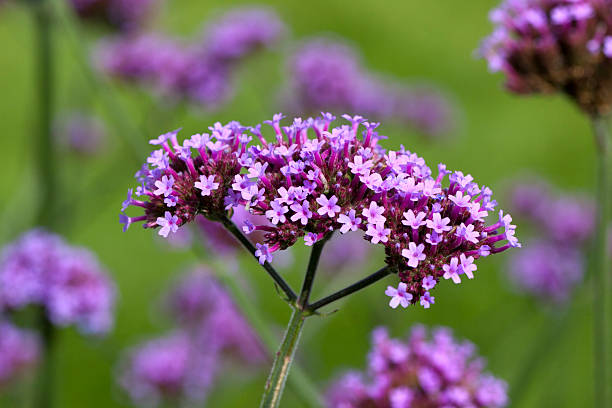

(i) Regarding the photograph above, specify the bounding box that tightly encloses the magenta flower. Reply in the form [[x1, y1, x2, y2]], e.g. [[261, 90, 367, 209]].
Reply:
[[327, 326, 508, 408], [480, 0, 612, 115]]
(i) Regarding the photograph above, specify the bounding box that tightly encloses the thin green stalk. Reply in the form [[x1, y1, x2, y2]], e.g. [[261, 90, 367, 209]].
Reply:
[[259, 307, 307, 408], [190, 242, 323, 407], [30, 2, 57, 407], [211, 262, 323, 408], [32, 0, 54, 227], [34, 312, 55, 408], [591, 115, 610, 408], [49, 0, 146, 161]]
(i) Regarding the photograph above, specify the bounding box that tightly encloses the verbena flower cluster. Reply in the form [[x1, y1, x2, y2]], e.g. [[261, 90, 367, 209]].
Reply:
[[54, 111, 106, 156], [71, 0, 159, 32], [283, 39, 455, 136], [119, 331, 217, 407], [0, 321, 39, 387], [119, 267, 264, 407], [97, 7, 284, 109], [165, 267, 266, 364], [120, 114, 519, 308], [506, 181, 594, 302], [0, 230, 116, 335], [480, 0, 612, 115], [326, 326, 508, 408]]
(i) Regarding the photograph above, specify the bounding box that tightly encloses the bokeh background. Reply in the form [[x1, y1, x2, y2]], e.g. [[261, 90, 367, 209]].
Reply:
[[0, 0, 600, 407]]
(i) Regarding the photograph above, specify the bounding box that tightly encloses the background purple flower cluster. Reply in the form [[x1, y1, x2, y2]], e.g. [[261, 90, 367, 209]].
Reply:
[[0, 229, 116, 335], [284, 39, 456, 137], [119, 267, 265, 407], [326, 326, 508, 408], [97, 7, 284, 109], [506, 180, 595, 302]]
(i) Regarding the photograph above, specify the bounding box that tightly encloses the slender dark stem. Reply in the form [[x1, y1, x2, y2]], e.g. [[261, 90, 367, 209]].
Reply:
[[308, 266, 392, 312], [34, 311, 55, 408], [591, 115, 610, 408], [33, 0, 54, 227], [220, 216, 297, 302], [297, 238, 328, 308], [259, 307, 307, 408]]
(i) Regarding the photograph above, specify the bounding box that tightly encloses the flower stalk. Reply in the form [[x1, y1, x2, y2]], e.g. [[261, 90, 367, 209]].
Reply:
[[31, 0, 57, 407], [591, 115, 610, 408]]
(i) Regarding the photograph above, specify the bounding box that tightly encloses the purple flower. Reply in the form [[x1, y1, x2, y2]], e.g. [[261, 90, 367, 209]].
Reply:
[[366, 223, 390, 244], [385, 283, 412, 309], [316, 195, 341, 217], [479, 0, 612, 115], [119, 332, 217, 407], [156, 211, 180, 238], [0, 321, 39, 386], [266, 200, 289, 225], [194, 175, 220, 196], [165, 268, 266, 364], [401, 242, 426, 268], [326, 326, 508, 407], [362, 202, 386, 226], [507, 239, 583, 303], [338, 209, 362, 234], [443, 257, 461, 284], [402, 209, 426, 229], [53, 111, 106, 155], [422, 275, 436, 291], [255, 243, 273, 265], [283, 38, 456, 137], [419, 291, 435, 309], [71, 0, 158, 32], [290, 201, 312, 225], [0, 230, 115, 335]]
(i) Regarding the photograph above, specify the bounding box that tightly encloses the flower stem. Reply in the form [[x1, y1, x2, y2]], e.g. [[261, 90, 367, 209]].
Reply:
[[32, 0, 55, 227], [259, 307, 307, 408], [298, 238, 329, 307], [189, 238, 324, 408], [34, 311, 56, 408], [591, 115, 610, 408], [220, 216, 297, 302], [308, 266, 392, 312]]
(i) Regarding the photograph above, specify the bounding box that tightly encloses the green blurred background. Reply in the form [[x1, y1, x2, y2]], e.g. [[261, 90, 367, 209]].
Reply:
[[0, 0, 601, 406]]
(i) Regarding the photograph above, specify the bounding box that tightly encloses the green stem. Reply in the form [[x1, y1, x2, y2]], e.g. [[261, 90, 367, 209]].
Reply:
[[259, 308, 307, 408], [34, 311, 55, 408], [189, 241, 323, 407], [591, 115, 610, 408], [32, 0, 54, 227]]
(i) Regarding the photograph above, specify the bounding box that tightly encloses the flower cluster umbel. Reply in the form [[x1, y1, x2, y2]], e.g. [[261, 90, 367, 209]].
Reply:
[[480, 0, 612, 115], [0, 230, 116, 335], [119, 267, 264, 407], [98, 7, 284, 109], [506, 180, 594, 302], [121, 114, 519, 308], [326, 326, 508, 407], [284, 38, 455, 136]]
